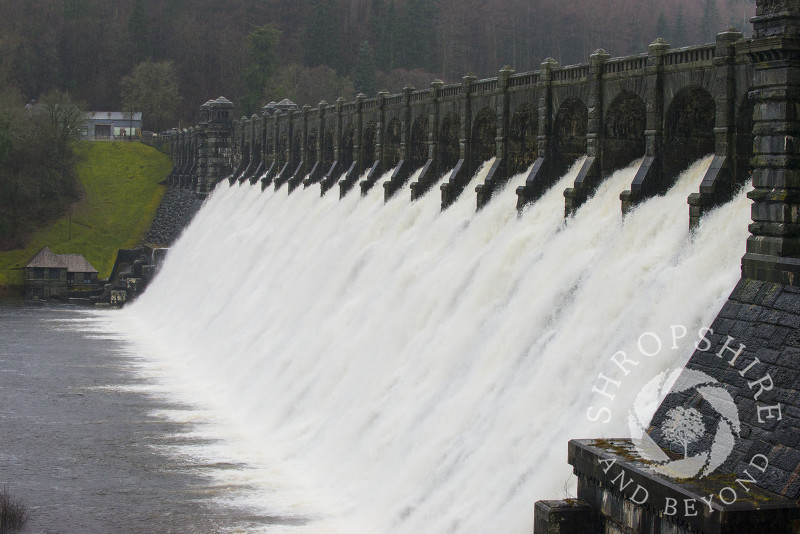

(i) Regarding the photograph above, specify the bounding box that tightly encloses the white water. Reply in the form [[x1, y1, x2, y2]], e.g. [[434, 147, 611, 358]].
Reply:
[[110, 156, 750, 534]]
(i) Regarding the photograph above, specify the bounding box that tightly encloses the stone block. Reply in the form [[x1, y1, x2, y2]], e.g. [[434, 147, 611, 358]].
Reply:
[[533, 499, 595, 534]]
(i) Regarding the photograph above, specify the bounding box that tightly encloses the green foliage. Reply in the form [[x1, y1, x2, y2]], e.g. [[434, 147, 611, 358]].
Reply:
[[241, 24, 281, 115], [371, 0, 399, 71], [354, 41, 377, 97], [303, 0, 341, 71], [0, 0, 759, 123], [398, 0, 439, 71], [120, 61, 182, 132], [11, 38, 60, 99], [128, 0, 151, 62], [673, 4, 688, 47], [701, 0, 721, 41], [656, 9, 671, 41], [0, 142, 171, 288], [0, 90, 83, 251], [267, 63, 354, 108]]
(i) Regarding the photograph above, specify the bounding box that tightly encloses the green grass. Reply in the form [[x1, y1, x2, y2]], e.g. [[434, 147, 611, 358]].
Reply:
[[0, 141, 171, 291]]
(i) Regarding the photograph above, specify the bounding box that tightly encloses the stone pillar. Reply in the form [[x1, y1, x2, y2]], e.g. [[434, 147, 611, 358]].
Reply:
[[410, 80, 443, 201], [564, 49, 608, 216], [688, 27, 744, 229], [400, 86, 414, 160], [318, 100, 327, 166], [742, 0, 800, 285], [429, 79, 444, 168], [585, 50, 608, 164], [335, 96, 346, 163], [354, 93, 365, 175], [536, 58, 558, 163], [620, 38, 668, 214], [301, 105, 310, 168], [515, 58, 559, 211], [287, 110, 295, 170], [375, 91, 389, 169], [495, 65, 513, 164], [196, 96, 234, 198], [476, 66, 514, 209], [461, 74, 476, 171]]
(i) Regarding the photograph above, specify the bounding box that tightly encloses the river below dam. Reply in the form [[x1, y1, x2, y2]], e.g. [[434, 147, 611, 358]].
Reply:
[[0, 157, 753, 534], [0, 303, 271, 533]]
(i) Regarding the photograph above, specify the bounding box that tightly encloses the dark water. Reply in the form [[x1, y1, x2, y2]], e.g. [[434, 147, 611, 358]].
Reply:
[[0, 303, 267, 534]]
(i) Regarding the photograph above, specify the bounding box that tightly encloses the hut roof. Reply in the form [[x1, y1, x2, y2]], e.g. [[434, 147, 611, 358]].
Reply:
[[25, 247, 98, 273], [26, 247, 66, 269]]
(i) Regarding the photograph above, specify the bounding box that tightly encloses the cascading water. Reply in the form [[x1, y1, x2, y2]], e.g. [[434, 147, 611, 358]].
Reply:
[[107, 155, 750, 534]]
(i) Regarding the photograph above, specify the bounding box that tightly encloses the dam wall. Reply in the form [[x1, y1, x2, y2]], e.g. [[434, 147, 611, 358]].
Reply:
[[159, 1, 800, 531]]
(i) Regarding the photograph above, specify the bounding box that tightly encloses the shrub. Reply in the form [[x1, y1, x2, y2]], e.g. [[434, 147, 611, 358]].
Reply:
[[0, 488, 30, 533]]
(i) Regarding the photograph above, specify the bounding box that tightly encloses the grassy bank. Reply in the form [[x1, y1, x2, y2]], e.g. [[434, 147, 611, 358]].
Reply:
[[0, 142, 171, 291]]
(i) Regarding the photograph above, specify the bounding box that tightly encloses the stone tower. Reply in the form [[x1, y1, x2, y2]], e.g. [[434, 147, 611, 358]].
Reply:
[[742, 0, 800, 285], [196, 97, 234, 198]]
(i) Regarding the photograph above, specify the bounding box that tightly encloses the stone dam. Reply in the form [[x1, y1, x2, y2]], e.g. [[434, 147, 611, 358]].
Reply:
[[154, 1, 800, 532]]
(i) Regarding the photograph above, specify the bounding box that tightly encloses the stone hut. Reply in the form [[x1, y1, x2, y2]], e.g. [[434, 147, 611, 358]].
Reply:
[[25, 247, 99, 300]]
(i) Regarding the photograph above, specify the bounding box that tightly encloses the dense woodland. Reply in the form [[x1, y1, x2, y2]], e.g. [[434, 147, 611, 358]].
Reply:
[[0, 0, 756, 126], [0, 91, 84, 249]]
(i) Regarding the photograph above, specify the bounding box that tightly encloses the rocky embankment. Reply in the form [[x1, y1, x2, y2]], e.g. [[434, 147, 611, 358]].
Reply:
[[145, 187, 204, 246]]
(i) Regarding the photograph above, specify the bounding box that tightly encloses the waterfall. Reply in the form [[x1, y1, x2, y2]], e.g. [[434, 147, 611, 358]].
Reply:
[[110, 156, 750, 534]]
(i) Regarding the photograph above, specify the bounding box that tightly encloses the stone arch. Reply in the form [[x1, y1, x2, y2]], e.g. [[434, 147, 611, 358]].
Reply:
[[553, 98, 588, 174], [323, 129, 335, 168], [409, 116, 429, 165], [438, 112, 461, 172], [603, 91, 646, 174], [363, 121, 376, 164], [340, 123, 355, 170], [291, 131, 301, 170], [735, 93, 754, 186], [663, 86, 715, 180], [384, 118, 402, 170], [509, 103, 538, 175], [471, 107, 496, 168]]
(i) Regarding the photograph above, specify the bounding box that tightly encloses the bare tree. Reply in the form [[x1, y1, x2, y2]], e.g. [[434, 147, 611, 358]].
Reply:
[[662, 406, 706, 459]]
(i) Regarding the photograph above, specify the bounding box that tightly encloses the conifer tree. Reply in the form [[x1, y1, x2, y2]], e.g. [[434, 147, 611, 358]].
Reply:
[[354, 41, 377, 97], [303, 0, 341, 71], [242, 24, 281, 115], [128, 0, 151, 62], [656, 9, 671, 42], [701, 0, 720, 42], [673, 4, 688, 47]]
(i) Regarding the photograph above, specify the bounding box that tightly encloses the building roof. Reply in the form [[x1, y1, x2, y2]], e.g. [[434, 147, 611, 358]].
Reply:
[[58, 254, 98, 273], [86, 111, 142, 122], [26, 247, 65, 269], [26, 247, 98, 273]]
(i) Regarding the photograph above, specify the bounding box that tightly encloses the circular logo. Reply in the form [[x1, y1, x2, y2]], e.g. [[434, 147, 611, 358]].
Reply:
[[627, 368, 741, 479]]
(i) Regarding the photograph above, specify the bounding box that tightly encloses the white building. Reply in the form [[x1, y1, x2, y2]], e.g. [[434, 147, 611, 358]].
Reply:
[[84, 111, 143, 140]]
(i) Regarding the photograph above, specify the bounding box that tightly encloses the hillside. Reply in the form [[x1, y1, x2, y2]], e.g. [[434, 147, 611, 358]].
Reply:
[[0, 0, 756, 122], [0, 142, 171, 295]]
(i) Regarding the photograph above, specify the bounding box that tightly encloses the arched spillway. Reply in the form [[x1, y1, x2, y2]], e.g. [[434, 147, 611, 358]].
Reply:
[[111, 157, 750, 534]]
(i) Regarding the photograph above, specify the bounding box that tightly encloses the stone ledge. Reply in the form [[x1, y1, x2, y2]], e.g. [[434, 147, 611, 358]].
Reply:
[[568, 439, 800, 534]]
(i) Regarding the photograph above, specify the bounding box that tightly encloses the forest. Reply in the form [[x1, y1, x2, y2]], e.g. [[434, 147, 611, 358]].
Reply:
[[0, 0, 756, 129]]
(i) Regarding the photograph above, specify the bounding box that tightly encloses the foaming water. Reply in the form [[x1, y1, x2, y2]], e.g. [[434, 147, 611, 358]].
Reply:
[[107, 155, 750, 533]]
